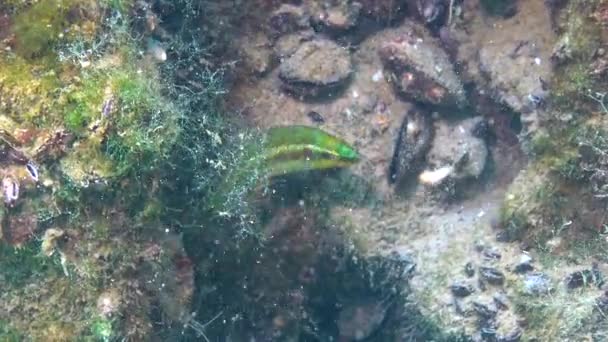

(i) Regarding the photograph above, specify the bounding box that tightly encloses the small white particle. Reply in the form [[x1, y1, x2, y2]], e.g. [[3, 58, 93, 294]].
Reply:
[[534, 57, 541, 65], [372, 70, 383, 82]]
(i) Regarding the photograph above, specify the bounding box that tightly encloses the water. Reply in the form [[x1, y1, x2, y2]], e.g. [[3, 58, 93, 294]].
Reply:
[[1, 0, 608, 341]]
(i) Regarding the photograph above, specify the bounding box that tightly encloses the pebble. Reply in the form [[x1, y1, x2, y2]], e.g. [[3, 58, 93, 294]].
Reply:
[[472, 301, 497, 319], [565, 268, 604, 290], [307, 111, 325, 123], [523, 272, 553, 296], [451, 282, 475, 297], [513, 254, 534, 274], [499, 328, 523, 342], [465, 262, 475, 277], [479, 266, 505, 285], [493, 292, 509, 310]]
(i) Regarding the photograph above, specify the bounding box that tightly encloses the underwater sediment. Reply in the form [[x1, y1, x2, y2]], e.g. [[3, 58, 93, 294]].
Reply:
[[1, 0, 608, 341]]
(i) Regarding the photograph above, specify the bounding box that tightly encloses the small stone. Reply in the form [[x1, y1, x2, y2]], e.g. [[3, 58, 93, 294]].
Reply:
[[479, 266, 505, 286], [465, 262, 475, 277], [279, 39, 352, 98], [268, 4, 310, 37], [41, 228, 65, 257], [451, 281, 475, 297], [337, 298, 389, 341], [472, 301, 497, 319], [478, 278, 487, 292], [493, 292, 509, 310], [307, 111, 325, 123], [379, 22, 466, 108], [425, 117, 489, 183], [480, 326, 498, 341], [565, 268, 604, 290], [311, 2, 362, 33], [523, 272, 553, 296], [596, 291, 608, 311], [499, 328, 523, 342], [483, 248, 502, 260], [514, 254, 534, 274]]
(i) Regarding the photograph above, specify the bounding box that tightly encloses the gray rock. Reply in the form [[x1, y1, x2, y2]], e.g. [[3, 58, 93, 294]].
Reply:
[[268, 4, 311, 37], [523, 272, 553, 296], [337, 298, 390, 341], [499, 328, 523, 342], [412, 0, 447, 26], [451, 281, 475, 297], [423, 117, 489, 182], [479, 266, 505, 286], [274, 30, 315, 60], [279, 39, 353, 98], [493, 292, 509, 310], [473, 300, 497, 319], [565, 268, 604, 290], [238, 33, 273, 75], [311, 1, 362, 33], [465, 262, 475, 277], [358, 0, 407, 22], [513, 254, 534, 274], [379, 22, 466, 108]]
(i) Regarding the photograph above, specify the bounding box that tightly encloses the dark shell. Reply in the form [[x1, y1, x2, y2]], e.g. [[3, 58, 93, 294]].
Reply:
[[388, 109, 433, 185]]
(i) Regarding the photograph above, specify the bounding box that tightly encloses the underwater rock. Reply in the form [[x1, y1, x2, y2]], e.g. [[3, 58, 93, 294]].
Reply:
[[465, 262, 476, 277], [480, 0, 518, 17], [499, 328, 523, 342], [358, 0, 408, 22], [307, 110, 325, 123], [274, 29, 315, 59], [310, 1, 362, 34], [409, 0, 448, 27], [379, 21, 466, 108], [4, 208, 36, 246], [337, 297, 390, 341], [96, 288, 122, 318], [451, 281, 475, 297], [41, 228, 65, 257], [238, 33, 273, 75], [279, 39, 353, 98], [522, 272, 553, 296], [472, 300, 497, 319], [480, 326, 498, 340], [493, 292, 509, 310], [479, 266, 505, 285], [482, 247, 502, 260], [423, 117, 489, 185], [268, 4, 311, 37], [513, 254, 534, 274], [472, 1, 554, 138], [565, 267, 604, 290], [388, 109, 433, 186]]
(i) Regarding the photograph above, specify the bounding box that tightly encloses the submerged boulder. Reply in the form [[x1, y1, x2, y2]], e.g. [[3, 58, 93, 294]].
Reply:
[[421, 117, 489, 186], [379, 22, 466, 108], [279, 39, 353, 98]]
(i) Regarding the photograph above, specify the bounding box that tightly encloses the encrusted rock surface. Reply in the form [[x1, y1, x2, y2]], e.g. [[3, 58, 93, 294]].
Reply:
[[379, 21, 466, 108], [279, 39, 353, 97]]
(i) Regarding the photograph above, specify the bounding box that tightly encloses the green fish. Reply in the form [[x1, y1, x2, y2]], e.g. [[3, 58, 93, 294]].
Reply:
[[263, 125, 360, 176]]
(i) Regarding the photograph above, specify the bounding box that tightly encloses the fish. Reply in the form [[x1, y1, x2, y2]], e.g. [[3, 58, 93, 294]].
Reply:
[[263, 125, 359, 177]]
